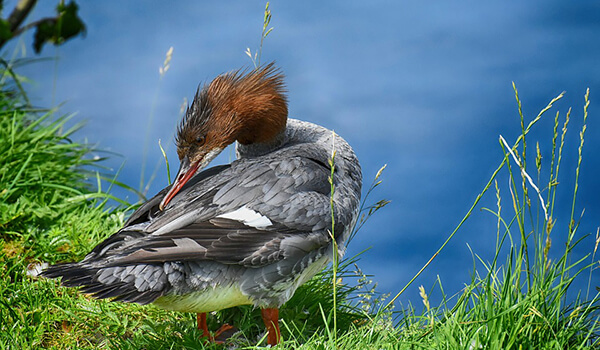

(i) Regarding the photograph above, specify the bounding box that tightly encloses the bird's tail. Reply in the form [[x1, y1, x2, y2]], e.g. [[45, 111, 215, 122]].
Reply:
[[42, 262, 165, 305]]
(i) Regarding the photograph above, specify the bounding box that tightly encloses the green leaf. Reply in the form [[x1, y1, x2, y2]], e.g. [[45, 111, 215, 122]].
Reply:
[[56, 1, 86, 42], [32, 1, 86, 54], [33, 18, 56, 54]]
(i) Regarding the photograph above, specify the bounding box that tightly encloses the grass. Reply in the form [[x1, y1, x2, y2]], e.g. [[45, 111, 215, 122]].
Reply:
[[387, 87, 600, 349], [0, 60, 599, 349]]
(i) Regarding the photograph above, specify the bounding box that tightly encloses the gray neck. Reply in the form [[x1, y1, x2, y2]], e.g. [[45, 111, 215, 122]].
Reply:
[[236, 118, 349, 159], [236, 128, 286, 158]]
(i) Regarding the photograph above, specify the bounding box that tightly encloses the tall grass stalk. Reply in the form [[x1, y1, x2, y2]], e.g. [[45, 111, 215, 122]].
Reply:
[[245, 2, 273, 68], [566, 89, 589, 254], [386, 87, 565, 309], [139, 46, 174, 199], [327, 136, 338, 347], [350, 164, 389, 245]]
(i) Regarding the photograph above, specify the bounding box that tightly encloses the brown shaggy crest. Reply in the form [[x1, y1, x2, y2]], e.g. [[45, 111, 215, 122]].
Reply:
[[175, 63, 288, 159], [207, 63, 288, 145]]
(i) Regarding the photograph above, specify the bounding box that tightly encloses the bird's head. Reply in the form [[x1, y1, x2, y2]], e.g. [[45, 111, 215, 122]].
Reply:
[[159, 63, 288, 210]]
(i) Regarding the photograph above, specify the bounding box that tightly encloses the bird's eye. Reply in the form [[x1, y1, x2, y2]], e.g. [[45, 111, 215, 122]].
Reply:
[[196, 136, 206, 146]]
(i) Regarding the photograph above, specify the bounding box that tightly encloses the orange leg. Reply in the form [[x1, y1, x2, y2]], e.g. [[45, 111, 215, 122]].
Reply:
[[197, 313, 210, 339], [261, 308, 281, 346]]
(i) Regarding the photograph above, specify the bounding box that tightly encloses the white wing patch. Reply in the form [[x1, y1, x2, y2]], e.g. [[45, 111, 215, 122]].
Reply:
[[217, 206, 273, 229]]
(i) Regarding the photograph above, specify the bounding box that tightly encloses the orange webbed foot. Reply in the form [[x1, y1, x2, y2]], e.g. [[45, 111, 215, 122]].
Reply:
[[197, 313, 238, 344]]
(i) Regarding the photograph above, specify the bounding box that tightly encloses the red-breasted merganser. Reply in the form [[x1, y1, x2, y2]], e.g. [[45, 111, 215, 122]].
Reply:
[[43, 64, 362, 346]]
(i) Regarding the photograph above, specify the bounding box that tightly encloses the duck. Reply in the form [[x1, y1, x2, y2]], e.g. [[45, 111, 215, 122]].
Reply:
[[42, 63, 362, 346]]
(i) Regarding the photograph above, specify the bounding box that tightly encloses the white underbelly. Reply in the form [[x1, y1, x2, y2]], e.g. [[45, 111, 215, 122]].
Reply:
[[153, 284, 252, 313], [153, 253, 332, 312]]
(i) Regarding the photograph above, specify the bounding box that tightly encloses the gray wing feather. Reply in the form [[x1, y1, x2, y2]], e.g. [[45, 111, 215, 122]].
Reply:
[[86, 149, 336, 271]]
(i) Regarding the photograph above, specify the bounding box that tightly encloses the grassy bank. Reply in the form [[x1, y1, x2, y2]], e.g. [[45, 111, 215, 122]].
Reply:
[[0, 75, 598, 349]]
